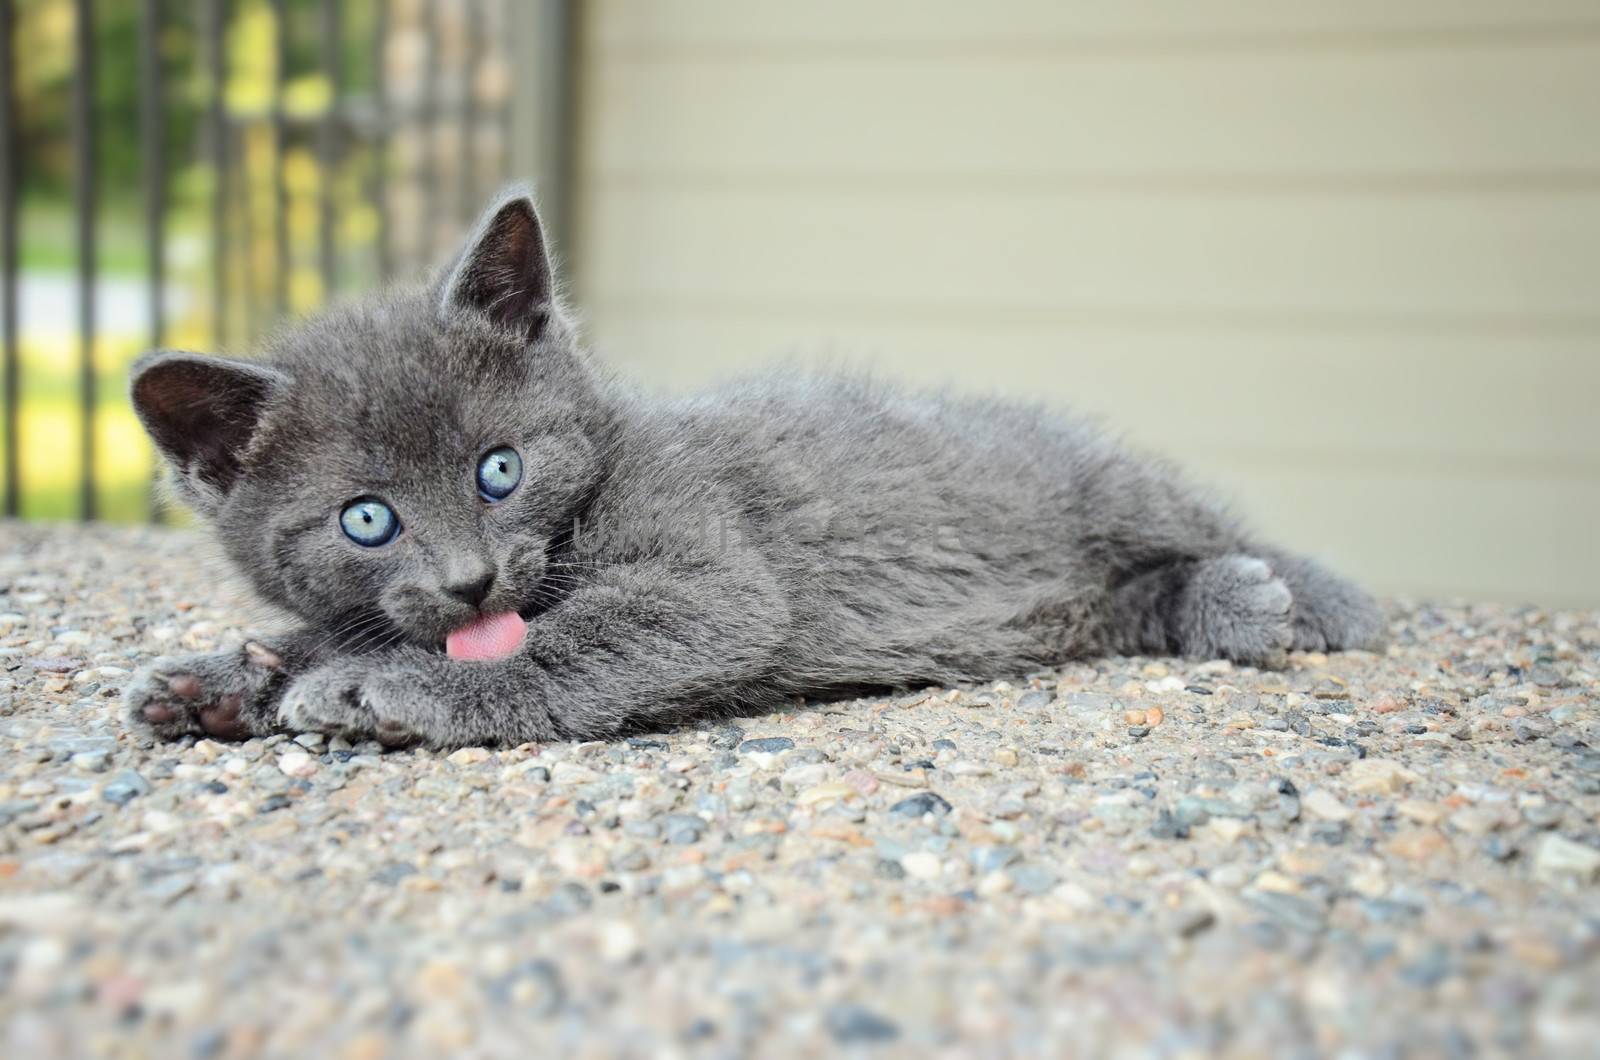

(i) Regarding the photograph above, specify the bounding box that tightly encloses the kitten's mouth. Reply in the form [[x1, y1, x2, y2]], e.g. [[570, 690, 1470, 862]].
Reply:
[[444, 611, 527, 662]]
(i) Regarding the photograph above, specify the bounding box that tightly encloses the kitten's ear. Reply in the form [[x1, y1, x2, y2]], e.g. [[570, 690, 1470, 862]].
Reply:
[[129, 351, 289, 509], [437, 188, 555, 339]]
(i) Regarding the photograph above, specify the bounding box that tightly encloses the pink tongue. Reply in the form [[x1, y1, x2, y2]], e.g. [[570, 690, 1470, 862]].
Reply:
[[445, 611, 527, 662]]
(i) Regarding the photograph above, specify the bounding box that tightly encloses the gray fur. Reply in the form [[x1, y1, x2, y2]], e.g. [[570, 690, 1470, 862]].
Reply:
[[124, 189, 1385, 748]]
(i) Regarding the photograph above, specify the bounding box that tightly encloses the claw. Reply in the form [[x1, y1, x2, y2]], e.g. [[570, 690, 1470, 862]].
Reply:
[[244, 641, 284, 669]]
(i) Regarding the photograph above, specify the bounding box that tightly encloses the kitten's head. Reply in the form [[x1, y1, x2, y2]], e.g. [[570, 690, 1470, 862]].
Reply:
[[129, 190, 614, 652]]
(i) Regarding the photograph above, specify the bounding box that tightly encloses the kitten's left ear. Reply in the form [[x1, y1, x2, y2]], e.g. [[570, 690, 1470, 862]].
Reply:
[[437, 187, 555, 340], [129, 350, 289, 511]]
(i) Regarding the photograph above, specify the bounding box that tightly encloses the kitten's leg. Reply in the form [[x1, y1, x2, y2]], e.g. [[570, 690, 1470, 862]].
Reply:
[[124, 632, 324, 741], [1105, 555, 1294, 666], [277, 564, 788, 747], [277, 645, 558, 747], [281, 563, 793, 746]]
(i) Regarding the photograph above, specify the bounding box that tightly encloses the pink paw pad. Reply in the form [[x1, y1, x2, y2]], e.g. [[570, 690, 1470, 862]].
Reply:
[[198, 694, 248, 740]]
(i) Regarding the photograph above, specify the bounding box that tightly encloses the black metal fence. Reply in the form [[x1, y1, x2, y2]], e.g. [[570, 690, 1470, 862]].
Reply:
[[1, 0, 552, 523]]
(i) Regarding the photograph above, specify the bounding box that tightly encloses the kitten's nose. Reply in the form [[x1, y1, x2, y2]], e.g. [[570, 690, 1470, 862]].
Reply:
[[445, 568, 496, 608]]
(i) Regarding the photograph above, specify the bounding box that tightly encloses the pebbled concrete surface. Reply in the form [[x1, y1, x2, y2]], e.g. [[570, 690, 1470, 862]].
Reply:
[[1, 522, 1598, 1057]]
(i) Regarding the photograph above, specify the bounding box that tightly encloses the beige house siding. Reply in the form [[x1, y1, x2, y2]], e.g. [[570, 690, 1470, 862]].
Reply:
[[569, 1, 1600, 606]]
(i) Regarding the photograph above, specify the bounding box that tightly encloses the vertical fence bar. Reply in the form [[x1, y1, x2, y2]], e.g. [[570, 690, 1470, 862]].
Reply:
[[206, 0, 228, 347], [140, 0, 166, 521], [508, 1, 575, 251], [140, 1, 165, 349], [458, 0, 479, 222], [501, 0, 515, 187], [72, 0, 97, 520], [271, 0, 288, 316], [234, 122, 257, 341], [371, 0, 392, 280], [0, 0, 18, 516], [421, 0, 440, 259], [317, 0, 340, 294]]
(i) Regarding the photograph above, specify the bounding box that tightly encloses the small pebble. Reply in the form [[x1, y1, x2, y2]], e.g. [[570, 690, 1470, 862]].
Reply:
[[102, 770, 152, 806], [277, 752, 317, 779], [1532, 834, 1600, 886], [900, 852, 941, 880], [825, 1004, 900, 1045], [1346, 759, 1416, 795], [1303, 790, 1353, 823], [889, 792, 952, 818], [70, 750, 112, 773], [738, 737, 794, 754]]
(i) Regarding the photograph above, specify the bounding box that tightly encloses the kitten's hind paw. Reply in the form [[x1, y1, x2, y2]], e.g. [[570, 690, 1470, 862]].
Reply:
[[124, 642, 288, 742], [1175, 555, 1295, 667], [1290, 603, 1382, 655], [1275, 556, 1387, 654]]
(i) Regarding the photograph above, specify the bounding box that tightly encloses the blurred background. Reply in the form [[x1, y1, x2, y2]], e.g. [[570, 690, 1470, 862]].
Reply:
[[3, 1, 1597, 607]]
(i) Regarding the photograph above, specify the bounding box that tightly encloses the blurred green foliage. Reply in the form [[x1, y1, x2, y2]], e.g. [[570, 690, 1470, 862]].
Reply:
[[13, 0, 380, 209], [7, 0, 390, 521]]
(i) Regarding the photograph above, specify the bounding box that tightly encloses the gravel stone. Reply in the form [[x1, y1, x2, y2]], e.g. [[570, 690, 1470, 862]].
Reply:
[[971, 845, 1021, 873], [888, 792, 953, 818], [69, 750, 111, 773], [1303, 789, 1354, 822], [825, 1004, 901, 1044], [738, 737, 794, 754], [623, 819, 662, 840], [664, 814, 706, 844], [101, 770, 152, 806], [1006, 865, 1057, 896], [1532, 834, 1600, 886]]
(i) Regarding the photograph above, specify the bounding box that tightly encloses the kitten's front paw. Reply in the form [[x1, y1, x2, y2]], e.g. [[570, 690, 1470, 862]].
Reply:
[[278, 660, 436, 747], [124, 642, 289, 741]]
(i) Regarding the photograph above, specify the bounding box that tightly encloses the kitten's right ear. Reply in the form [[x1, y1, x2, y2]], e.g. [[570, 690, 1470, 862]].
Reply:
[[436, 187, 556, 340], [129, 351, 289, 510]]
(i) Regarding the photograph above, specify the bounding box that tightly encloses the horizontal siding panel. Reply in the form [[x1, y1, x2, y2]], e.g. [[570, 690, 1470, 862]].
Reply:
[[581, 44, 1600, 178], [583, 312, 1600, 470], [576, 1, 1600, 606], [589, 1, 1600, 48], [575, 189, 1600, 319]]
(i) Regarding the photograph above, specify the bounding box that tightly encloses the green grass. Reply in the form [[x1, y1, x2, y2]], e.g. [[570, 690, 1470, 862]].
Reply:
[[18, 199, 152, 276], [19, 480, 157, 523], [7, 329, 160, 524]]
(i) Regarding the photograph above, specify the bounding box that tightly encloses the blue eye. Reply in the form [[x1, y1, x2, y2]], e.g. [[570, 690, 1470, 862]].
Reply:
[[339, 499, 400, 547], [477, 446, 522, 501]]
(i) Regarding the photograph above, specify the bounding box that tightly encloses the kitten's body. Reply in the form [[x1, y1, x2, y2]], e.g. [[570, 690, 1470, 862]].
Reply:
[[124, 192, 1382, 748], [616, 373, 1250, 686]]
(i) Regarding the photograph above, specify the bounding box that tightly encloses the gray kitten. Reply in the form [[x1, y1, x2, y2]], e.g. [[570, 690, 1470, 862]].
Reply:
[[123, 189, 1383, 749]]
